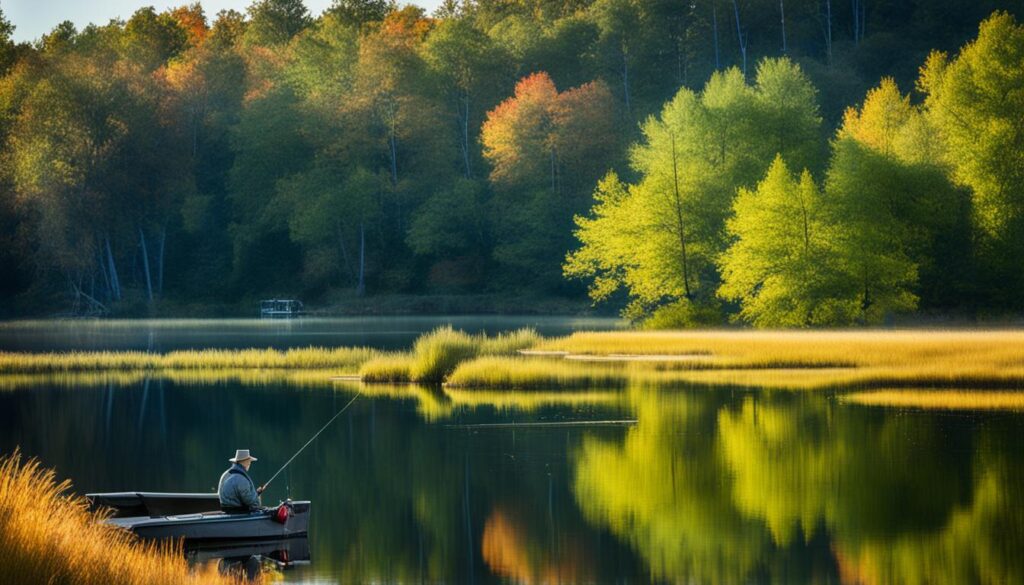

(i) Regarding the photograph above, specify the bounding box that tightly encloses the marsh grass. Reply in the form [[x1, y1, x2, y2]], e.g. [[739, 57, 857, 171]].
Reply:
[[357, 326, 541, 384], [359, 354, 415, 383], [446, 356, 627, 389], [408, 327, 481, 382], [0, 369, 344, 391], [0, 346, 378, 374], [478, 328, 542, 356], [842, 389, 1024, 411], [528, 330, 1024, 391], [0, 450, 245, 585]]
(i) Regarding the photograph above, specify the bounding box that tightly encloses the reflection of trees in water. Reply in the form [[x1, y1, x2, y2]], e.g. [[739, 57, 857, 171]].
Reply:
[[481, 507, 592, 584], [0, 378, 643, 582], [572, 386, 1024, 584]]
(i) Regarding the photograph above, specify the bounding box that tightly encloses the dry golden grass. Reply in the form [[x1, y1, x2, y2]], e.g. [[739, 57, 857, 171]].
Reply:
[[0, 369, 344, 391], [358, 354, 415, 383], [529, 330, 1024, 391], [0, 449, 248, 585], [0, 346, 378, 374], [841, 389, 1024, 411]]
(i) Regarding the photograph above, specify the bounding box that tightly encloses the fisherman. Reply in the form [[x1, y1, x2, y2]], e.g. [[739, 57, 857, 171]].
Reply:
[[218, 449, 265, 512]]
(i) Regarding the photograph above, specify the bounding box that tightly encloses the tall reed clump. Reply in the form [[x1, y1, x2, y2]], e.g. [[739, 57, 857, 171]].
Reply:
[[0, 450, 246, 585], [408, 326, 482, 383], [358, 327, 541, 384]]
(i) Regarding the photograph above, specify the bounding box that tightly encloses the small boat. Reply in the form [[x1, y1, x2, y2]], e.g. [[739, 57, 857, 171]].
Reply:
[[87, 492, 310, 542], [260, 299, 305, 318]]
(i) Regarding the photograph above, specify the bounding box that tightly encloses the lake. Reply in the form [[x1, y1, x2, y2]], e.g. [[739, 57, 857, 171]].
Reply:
[[1, 318, 1022, 583]]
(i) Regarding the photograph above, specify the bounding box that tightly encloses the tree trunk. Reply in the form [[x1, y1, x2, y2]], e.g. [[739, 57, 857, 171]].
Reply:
[[621, 48, 632, 115], [97, 246, 112, 301], [105, 236, 121, 301], [823, 0, 833, 66], [780, 0, 787, 54], [460, 92, 472, 178], [356, 222, 366, 297], [670, 133, 693, 300], [733, 0, 747, 77], [139, 227, 153, 303], [713, 1, 721, 70], [336, 221, 356, 282], [388, 116, 399, 187], [156, 226, 166, 296]]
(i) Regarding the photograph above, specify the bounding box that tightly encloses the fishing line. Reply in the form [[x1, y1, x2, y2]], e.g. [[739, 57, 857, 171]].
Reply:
[[263, 390, 361, 490]]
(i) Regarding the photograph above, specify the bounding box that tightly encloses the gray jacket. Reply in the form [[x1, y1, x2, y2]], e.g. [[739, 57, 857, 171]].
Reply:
[[218, 463, 262, 510]]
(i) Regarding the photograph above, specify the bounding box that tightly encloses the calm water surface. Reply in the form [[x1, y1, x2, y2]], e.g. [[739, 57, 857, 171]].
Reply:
[[0, 316, 623, 352], [1, 319, 1022, 583]]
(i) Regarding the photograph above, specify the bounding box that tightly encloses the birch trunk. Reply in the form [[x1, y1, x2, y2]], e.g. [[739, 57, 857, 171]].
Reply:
[[732, 0, 747, 76], [105, 236, 121, 301], [156, 226, 166, 296], [780, 0, 787, 53], [139, 227, 153, 303], [670, 133, 693, 299], [356, 222, 366, 297], [713, 1, 721, 69]]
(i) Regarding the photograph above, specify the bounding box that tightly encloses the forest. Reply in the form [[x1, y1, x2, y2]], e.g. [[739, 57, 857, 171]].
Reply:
[[0, 0, 1021, 325]]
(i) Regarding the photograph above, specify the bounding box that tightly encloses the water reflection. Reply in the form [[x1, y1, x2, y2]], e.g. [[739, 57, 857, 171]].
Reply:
[[1, 377, 1022, 583], [574, 387, 1024, 584]]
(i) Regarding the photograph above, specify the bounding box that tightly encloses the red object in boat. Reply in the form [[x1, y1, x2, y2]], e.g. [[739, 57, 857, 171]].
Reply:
[[274, 505, 289, 524]]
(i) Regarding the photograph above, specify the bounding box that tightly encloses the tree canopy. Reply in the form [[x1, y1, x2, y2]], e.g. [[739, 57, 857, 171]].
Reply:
[[0, 2, 1021, 323]]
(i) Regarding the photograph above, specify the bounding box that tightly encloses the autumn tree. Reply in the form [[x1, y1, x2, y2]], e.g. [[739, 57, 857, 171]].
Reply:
[[483, 72, 617, 288]]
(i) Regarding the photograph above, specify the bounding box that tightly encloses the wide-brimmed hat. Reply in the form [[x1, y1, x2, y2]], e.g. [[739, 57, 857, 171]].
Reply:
[[229, 449, 258, 463]]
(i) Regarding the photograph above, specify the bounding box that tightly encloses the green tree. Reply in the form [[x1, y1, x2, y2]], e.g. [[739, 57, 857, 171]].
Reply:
[[920, 12, 1024, 306], [566, 58, 821, 325], [718, 156, 837, 326], [822, 137, 919, 323], [122, 7, 188, 70], [327, 0, 395, 28], [245, 0, 312, 46], [422, 17, 509, 179]]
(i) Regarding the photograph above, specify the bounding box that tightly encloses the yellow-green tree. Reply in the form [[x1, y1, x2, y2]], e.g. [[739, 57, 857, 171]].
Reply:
[[566, 58, 822, 326], [718, 156, 838, 327], [920, 11, 1024, 305]]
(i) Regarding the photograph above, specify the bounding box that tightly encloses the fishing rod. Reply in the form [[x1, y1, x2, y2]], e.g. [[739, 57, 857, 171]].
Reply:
[[260, 390, 361, 492]]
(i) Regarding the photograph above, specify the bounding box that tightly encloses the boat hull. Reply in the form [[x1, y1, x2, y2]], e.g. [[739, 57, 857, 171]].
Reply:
[[87, 492, 221, 518], [107, 501, 310, 541]]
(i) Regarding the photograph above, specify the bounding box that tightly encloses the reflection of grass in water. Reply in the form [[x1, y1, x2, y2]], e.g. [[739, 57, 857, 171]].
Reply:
[[334, 382, 623, 420], [0, 450, 242, 585], [444, 387, 624, 411], [842, 389, 1024, 411], [0, 347, 377, 374], [359, 327, 541, 384], [337, 382, 453, 421], [446, 356, 627, 389]]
